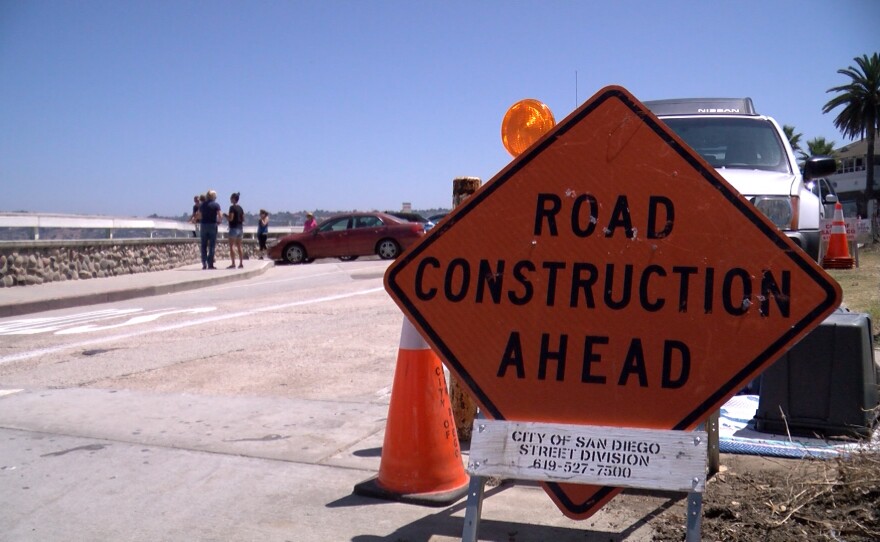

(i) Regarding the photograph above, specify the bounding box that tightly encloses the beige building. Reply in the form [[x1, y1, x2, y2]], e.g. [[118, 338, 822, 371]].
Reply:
[[830, 131, 880, 202]]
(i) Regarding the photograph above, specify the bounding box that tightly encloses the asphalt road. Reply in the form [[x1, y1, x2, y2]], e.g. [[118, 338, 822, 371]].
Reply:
[[0, 259, 399, 397], [0, 259, 680, 541]]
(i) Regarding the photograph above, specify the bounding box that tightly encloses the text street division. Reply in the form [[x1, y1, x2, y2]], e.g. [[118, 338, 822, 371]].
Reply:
[[469, 420, 707, 493]]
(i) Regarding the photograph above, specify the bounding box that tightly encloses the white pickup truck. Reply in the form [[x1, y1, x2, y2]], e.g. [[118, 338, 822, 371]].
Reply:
[[644, 98, 837, 261]]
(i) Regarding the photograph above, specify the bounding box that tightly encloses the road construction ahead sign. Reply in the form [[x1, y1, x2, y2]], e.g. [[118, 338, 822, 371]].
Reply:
[[384, 86, 841, 519]]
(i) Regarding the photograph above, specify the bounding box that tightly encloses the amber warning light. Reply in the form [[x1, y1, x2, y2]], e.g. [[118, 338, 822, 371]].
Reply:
[[500, 99, 556, 157]]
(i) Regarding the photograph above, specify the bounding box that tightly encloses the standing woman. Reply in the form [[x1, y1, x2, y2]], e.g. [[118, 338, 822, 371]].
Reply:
[[257, 209, 269, 259], [303, 212, 318, 233], [226, 192, 245, 268], [200, 190, 222, 269]]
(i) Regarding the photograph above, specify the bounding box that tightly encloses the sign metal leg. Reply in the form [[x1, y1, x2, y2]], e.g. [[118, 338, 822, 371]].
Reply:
[[461, 475, 486, 542], [707, 410, 720, 476], [685, 491, 703, 542]]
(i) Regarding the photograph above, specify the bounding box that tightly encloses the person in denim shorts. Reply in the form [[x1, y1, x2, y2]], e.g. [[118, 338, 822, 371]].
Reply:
[[225, 192, 245, 268]]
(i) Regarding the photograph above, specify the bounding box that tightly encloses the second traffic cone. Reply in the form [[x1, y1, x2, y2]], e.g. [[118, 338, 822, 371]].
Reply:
[[353, 317, 469, 506], [822, 202, 854, 270]]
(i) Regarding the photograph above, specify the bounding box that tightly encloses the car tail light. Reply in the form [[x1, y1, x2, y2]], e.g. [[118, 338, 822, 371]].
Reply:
[[411, 224, 426, 234]]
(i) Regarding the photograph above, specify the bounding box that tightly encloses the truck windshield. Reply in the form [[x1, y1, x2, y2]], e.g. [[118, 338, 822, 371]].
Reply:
[[662, 117, 791, 174]]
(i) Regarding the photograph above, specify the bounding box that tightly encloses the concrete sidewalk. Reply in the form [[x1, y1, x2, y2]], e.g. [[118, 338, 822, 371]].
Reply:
[[0, 259, 274, 318], [0, 388, 676, 541]]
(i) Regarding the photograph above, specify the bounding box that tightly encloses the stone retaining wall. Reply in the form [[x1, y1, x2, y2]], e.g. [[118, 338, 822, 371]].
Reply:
[[0, 239, 260, 288]]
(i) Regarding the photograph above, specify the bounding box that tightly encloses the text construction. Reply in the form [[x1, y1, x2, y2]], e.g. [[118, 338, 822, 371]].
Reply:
[[414, 194, 791, 318], [468, 420, 707, 492], [407, 192, 798, 390]]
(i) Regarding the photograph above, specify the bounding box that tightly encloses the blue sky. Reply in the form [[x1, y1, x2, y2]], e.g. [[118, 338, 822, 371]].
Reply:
[[1, 0, 877, 218]]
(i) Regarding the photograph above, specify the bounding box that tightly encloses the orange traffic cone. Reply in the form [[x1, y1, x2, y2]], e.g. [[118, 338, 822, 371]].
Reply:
[[822, 202, 854, 269], [353, 317, 470, 506]]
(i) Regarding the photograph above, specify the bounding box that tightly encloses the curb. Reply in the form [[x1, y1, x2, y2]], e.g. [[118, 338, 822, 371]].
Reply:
[[0, 262, 273, 318]]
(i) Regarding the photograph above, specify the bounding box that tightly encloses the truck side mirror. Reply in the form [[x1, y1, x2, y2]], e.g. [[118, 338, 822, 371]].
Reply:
[[803, 156, 837, 180]]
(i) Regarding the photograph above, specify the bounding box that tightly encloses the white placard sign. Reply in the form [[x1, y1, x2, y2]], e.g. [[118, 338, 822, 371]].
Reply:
[[468, 420, 707, 493], [820, 217, 871, 241]]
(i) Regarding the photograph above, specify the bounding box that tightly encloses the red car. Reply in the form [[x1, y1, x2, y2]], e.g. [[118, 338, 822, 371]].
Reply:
[[268, 212, 426, 264]]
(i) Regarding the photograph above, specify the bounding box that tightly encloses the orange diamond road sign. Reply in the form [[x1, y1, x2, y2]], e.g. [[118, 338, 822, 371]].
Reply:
[[384, 86, 841, 519]]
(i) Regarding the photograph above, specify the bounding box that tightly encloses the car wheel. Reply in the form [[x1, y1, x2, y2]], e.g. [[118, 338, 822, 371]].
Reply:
[[338, 255, 359, 262], [284, 244, 306, 264], [376, 239, 400, 260]]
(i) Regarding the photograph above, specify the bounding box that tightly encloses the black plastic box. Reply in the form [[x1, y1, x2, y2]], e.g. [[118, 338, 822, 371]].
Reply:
[[754, 310, 879, 439]]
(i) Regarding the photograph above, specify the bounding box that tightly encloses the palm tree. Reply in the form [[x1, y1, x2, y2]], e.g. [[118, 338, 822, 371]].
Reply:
[[799, 136, 837, 163], [823, 53, 880, 218], [783, 125, 803, 156]]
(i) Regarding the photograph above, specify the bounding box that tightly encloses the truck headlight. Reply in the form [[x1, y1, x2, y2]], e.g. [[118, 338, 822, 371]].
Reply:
[[752, 196, 793, 229]]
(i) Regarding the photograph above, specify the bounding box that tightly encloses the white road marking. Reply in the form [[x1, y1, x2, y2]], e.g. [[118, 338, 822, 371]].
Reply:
[[55, 307, 217, 335], [375, 385, 391, 398], [0, 308, 143, 335], [0, 287, 385, 365]]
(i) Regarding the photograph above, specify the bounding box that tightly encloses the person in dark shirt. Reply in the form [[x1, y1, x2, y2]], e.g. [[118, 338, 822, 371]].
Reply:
[[257, 209, 269, 260], [199, 190, 222, 269], [225, 192, 245, 268]]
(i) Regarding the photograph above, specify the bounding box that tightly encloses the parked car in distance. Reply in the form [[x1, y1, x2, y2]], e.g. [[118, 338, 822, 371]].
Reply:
[[268, 212, 426, 264], [427, 212, 448, 223], [386, 211, 435, 231]]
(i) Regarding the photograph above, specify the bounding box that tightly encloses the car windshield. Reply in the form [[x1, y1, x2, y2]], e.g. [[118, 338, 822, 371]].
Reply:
[[662, 117, 791, 174], [390, 213, 425, 223]]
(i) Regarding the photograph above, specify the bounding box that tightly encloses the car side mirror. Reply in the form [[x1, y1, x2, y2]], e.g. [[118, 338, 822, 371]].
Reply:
[[825, 193, 838, 204], [803, 155, 837, 180]]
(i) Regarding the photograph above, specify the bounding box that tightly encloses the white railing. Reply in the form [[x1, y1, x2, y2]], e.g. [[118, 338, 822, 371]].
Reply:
[[830, 165, 880, 196], [0, 212, 301, 241]]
